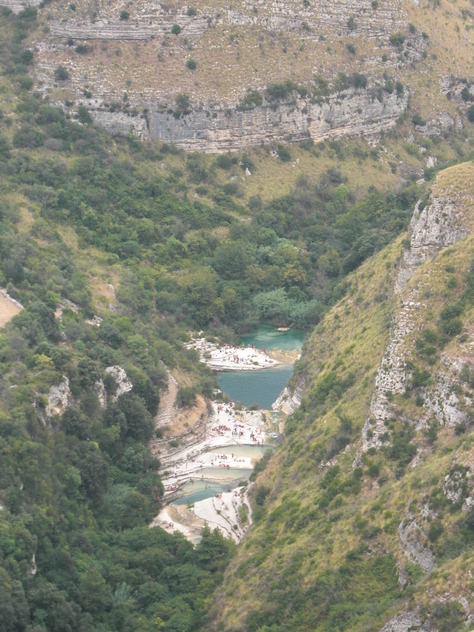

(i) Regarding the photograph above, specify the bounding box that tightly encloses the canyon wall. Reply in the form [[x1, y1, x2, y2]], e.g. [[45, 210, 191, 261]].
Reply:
[[88, 87, 408, 152], [38, 0, 405, 40]]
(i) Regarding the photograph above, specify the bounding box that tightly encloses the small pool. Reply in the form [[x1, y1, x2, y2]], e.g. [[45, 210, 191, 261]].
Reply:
[[173, 468, 253, 505], [207, 445, 273, 460]]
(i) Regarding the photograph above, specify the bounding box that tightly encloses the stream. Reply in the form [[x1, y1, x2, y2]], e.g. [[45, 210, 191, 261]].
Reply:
[[157, 327, 305, 539]]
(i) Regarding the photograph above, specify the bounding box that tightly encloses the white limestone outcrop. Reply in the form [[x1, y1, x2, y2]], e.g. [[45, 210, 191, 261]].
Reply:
[[356, 193, 470, 462], [272, 375, 305, 415], [105, 365, 133, 401], [46, 377, 72, 417], [0, 0, 40, 13], [398, 513, 436, 573], [379, 612, 432, 632]]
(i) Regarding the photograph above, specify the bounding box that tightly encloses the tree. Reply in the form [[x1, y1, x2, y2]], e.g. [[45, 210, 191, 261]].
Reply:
[[277, 144, 291, 162], [252, 289, 291, 322], [0, 581, 29, 632], [80, 450, 109, 501], [351, 72, 367, 89], [212, 243, 248, 280], [54, 65, 69, 81], [171, 23, 181, 35], [174, 93, 190, 116], [284, 263, 306, 287], [62, 407, 90, 439], [318, 249, 341, 277], [0, 134, 11, 159], [77, 105, 92, 123], [13, 124, 44, 148], [180, 267, 223, 325], [196, 525, 234, 572], [118, 393, 154, 442], [79, 569, 112, 614], [77, 356, 101, 387], [176, 386, 197, 409], [98, 321, 124, 349]]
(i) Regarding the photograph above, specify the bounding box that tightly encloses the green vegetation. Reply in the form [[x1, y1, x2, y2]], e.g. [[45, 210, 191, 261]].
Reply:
[[0, 10, 236, 632], [4, 5, 474, 632]]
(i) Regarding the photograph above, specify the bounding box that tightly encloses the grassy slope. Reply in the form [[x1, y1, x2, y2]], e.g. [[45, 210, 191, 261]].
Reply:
[[209, 162, 474, 631]]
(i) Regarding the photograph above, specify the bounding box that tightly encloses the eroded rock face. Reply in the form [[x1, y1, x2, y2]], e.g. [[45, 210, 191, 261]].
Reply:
[[357, 295, 419, 455], [0, 0, 39, 13], [379, 611, 432, 632], [398, 514, 436, 573], [91, 87, 408, 152], [48, 12, 209, 40], [94, 379, 107, 410], [424, 372, 468, 428], [89, 110, 150, 140], [396, 198, 467, 292], [42, 0, 405, 42], [443, 469, 466, 503], [416, 112, 457, 138], [272, 375, 306, 415], [355, 194, 471, 463], [105, 366, 133, 401], [46, 377, 72, 417]]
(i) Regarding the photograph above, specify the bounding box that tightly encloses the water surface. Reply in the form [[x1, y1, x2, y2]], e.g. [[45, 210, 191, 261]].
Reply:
[[207, 445, 273, 459], [216, 365, 293, 409], [216, 326, 303, 408], [239, 325, 305, 351], [174, 468, 252, 505]]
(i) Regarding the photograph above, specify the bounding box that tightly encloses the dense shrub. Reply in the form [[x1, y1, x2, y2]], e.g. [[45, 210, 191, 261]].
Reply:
[[54, 65, 69, 81]]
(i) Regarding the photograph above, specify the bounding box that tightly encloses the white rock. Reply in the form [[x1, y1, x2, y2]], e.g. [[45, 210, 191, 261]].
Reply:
[[46, 377, 72, 417], [105, 366, 133, 401]]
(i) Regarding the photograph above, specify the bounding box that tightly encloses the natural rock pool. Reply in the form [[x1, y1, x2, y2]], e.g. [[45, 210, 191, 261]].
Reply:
[[216, 365, 294, 409], [216, 326, 304, 408]]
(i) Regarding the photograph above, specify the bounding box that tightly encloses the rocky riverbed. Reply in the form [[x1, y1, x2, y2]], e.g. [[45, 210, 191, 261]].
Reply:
[[152, 401, 272, 542], [151, 329, 303, 542]]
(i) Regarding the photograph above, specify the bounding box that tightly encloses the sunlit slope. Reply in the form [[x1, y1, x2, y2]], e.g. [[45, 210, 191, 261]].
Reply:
[[209, 161, 474, 632]]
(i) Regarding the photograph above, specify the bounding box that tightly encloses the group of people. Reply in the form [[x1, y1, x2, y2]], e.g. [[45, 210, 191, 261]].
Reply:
[[214, 423, 232, 435]]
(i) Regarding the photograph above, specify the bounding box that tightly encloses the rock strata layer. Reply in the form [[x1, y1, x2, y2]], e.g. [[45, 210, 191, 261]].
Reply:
[[89, 87, 408, 152], [0, 0, 39, 13], [48, 13, 209, 40]]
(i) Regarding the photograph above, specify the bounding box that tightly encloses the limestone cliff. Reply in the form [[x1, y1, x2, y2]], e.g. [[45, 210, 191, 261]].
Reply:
[[86, 85, 408, 151], [6, 0, 435, 152]]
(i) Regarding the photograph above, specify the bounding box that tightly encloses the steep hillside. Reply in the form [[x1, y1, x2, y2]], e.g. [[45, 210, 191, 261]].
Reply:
[[208, 162, 474, 631], [3, 0, 474, 151]]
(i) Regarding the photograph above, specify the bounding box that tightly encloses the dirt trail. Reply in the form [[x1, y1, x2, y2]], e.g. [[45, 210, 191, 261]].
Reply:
[[0, 292, 22, 328]]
